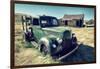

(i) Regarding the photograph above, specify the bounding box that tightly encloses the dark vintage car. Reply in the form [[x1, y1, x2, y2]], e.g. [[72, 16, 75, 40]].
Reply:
[[22, 15, 79, 60]]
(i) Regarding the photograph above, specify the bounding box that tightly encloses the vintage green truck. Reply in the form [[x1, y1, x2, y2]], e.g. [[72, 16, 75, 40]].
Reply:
[[22, 15, 79, 60]]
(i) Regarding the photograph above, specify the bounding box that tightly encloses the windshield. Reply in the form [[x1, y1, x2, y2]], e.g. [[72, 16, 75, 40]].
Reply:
[[40, 16, 59, 27]]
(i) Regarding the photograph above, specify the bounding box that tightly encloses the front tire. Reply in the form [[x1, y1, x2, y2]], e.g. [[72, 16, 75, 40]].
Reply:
[[40, 44, 48, 55]]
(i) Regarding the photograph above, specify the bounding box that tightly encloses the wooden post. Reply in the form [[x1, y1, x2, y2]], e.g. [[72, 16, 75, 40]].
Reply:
[[25, 16, 28, 32], [21, 16, 25, 31]]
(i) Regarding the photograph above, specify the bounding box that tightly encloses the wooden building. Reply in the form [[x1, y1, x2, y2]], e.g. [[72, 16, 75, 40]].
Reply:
[[15, 13, 33, 24], [85, 19, 94, 27], [60, 14, 84, 27]]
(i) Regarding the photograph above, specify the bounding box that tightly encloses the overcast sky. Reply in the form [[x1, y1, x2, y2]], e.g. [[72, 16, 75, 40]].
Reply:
[[15, 3, 94, 20]]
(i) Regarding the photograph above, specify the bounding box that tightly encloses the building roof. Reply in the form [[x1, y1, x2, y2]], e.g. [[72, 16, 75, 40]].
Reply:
[[62, 14, 84, 20]]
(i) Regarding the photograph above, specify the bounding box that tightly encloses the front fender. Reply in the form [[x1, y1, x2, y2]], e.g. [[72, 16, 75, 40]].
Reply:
[[38, 37, 50, 52], [38, 36, 60, 55]]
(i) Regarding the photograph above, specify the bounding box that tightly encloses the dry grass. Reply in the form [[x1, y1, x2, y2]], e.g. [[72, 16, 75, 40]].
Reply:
[[70, 27, 94, 47], [15, 24, 59, 66], [15, 48, 58, 66], [14, 24, 95, 66]]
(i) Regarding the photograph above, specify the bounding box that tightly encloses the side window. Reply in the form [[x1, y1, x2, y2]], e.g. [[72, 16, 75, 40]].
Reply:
[[41, 20, 48, 27], [41, 20, 47, 24], [32, 18, 39, 25], [52, 19, 58, 25]]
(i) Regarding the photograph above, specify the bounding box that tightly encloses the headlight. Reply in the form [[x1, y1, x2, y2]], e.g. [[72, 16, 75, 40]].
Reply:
[[56, 38, 62, 44], [52, 44, 57, 48], [63, 30, 71, 39], [56, 38, 60, 41]]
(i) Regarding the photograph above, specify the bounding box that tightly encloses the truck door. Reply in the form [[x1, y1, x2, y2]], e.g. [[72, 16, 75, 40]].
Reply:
[[32, 18, 45, 42]]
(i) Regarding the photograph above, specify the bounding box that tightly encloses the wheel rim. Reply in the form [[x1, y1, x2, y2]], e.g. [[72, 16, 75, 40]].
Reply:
[[41, 44, 47, 55]]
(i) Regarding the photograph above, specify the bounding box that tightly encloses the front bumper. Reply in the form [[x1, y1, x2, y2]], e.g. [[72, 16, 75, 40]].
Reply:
[[58, 44, 79, 60]]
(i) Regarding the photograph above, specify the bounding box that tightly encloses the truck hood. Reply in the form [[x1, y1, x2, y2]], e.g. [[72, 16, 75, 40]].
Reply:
[[42, 26, 71, 39]]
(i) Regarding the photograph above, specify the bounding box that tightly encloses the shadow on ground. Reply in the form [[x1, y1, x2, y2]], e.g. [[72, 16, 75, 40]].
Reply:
[[60, 44, 96, 63]]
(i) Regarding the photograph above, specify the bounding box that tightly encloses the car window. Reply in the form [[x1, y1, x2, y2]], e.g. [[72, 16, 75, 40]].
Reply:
[[40, 16, 59, 27], [32, 18, 39, 25], [41, 20, 47, 24], [52, 19, 58, 25]]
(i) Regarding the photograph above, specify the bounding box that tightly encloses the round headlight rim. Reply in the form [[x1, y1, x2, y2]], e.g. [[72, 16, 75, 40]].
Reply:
[[56, 38, 62, 44], [52, 44, 57, 48]]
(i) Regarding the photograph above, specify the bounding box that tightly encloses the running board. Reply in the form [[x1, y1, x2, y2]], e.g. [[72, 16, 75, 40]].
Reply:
[[58, 45, 79, 61]]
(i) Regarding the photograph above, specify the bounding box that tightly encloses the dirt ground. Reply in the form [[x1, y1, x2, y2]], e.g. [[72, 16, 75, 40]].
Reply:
[[15, 24, 95, 66], [70, 27, 94, 47]]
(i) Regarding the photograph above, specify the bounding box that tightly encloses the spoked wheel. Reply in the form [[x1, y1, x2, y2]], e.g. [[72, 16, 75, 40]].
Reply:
[[40, 44, 48, 55]]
